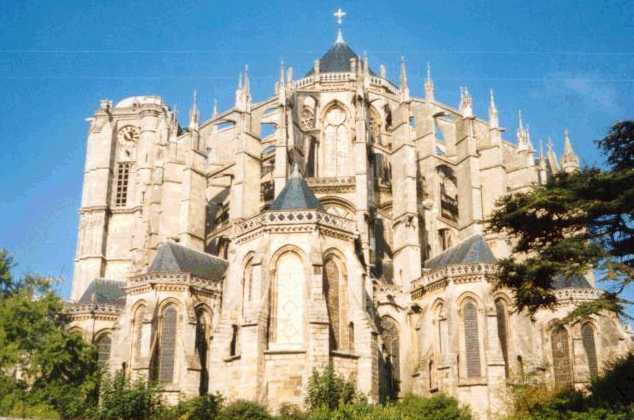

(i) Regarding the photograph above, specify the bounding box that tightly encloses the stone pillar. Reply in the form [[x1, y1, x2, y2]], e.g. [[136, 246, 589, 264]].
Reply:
[[391, 102, 422, 286]]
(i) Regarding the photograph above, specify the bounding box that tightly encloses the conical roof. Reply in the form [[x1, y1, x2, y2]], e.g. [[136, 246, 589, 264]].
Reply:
[[305, 40, 375, 77], [148, 241, 228, 280], [269, 165, 323, 210], [425, 234, 496, 270]]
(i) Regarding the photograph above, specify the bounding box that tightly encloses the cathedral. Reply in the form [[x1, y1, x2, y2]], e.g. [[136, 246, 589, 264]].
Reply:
[[67, 14, 632, 419]]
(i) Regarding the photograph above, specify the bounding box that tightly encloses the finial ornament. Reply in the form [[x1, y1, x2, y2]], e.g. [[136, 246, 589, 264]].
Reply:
[[334, 8, 346, 43], [425, 62, 434, 101]]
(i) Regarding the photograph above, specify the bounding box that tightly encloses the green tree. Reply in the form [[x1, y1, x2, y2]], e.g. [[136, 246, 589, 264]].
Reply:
[[305, 365, 361, 411], [95, 372, 163, 420], [487, 121, 634, 319], [0, 249, 100, 418]]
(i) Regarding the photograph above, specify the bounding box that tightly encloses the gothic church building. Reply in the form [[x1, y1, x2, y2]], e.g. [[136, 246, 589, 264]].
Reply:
[[67, 22, 632, 418]]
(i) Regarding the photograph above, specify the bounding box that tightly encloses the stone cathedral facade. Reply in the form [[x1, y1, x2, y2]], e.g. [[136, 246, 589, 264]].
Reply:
[[67, 26, 632, 418]]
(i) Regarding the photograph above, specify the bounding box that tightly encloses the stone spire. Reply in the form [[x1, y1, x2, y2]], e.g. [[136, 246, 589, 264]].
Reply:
[[400, 56, 410, 101], [212, 99, 218, 118], [546, 138, 560, 174], [516, 110, 529, 149], [459, 87, 473, 118], [488, 89, 499, 129], [379, 64, 387, 79], [189, 90, 199, 131], [235, 65, 251, 112], [560, 128, 580, 173], [277, 60, 286, 101], [424, 63, 434, 101]]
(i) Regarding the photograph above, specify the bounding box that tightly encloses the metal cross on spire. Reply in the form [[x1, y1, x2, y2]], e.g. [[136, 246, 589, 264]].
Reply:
[[334, 8, 346, 25], [334, 8, 346, 43]]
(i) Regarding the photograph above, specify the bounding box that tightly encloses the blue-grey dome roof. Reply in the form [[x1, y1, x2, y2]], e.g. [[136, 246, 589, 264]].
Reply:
[[269, 165, 322, 210], [305, 41, 376, 77], [425, 234, 497, 270], [149, 242, 228, 280]]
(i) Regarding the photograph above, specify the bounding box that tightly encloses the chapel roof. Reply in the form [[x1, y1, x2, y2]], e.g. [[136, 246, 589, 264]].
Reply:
[[148, 241, 228, 281], [77, 279, 126, 307], [269, 165, 323, 210], [425, 234, 497, 270], [305, 40, 376, 77], [552, 274, 593, 289]]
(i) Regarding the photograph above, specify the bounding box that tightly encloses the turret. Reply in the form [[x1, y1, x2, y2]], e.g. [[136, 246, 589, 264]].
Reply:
[[400, 56, 410, 102], [189, 90, 200, 151], [560, 129, 580, 173], [424, 63, 434, 101], [459, 87, 473, 118]]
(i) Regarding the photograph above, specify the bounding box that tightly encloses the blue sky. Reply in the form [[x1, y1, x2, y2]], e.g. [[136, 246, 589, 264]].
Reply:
[[0, 1, 633, 304]]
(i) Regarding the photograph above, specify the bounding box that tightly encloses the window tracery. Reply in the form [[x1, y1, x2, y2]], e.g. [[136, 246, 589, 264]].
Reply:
[[322, 105, 350, 177], [551, 325, 572, 387], [463, 300, 481, 378], [581, 323, 599, 379], [268, 252, 304, 349]]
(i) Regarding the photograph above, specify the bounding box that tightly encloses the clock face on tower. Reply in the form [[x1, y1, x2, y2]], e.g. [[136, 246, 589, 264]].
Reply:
[[117, 125, 140, 145]]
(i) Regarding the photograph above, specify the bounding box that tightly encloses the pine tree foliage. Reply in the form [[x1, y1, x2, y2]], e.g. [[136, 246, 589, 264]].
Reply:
[[487, 121, 634, 319]]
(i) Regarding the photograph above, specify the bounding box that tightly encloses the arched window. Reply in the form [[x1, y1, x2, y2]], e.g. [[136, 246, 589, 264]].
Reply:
[[96, 334, 112, 366], [323, 258, 341, 350], [581, 323, 599, 379], [495, 299, 510, 378], [463, 300, 482, 378], [133, 305, 146, 362], [195, 308, 211, 395], [436, 304, 447, 355], [306, 136, 318, 177], [153, 305, 178, 384], [242, 257, 254, 317], [269, 252, 304, 349], [322, 106, 350, 177], [380, 317, 400, 399], [551, 325, 572, 388], [229, 324, 239, 356], [348, 322, 355, 352]]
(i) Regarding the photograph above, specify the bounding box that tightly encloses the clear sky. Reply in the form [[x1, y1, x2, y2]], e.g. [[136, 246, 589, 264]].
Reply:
[[1, 1, 633, 304]]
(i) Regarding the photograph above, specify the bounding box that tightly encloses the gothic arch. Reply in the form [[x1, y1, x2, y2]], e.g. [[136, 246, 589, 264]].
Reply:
[[494, 298, 511, 378], [581, 321, 599, 379], [195, 305, 212, 395], [242, 252, 256, 317], [322, 250, 349, 351], [151, 303, 179, 384], [320, 101, 352, 177], [131, 302, 147, 364], [268, 247, 308, 350], [380, 316, 400, 400], [459, 297, 483, 378], [94, 329, 112, 366], [551, 323, 573, 388], [320, 196, 356, 220]]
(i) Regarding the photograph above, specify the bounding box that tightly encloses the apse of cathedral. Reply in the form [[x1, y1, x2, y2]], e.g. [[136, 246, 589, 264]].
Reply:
[[66, 11, 632, 419]]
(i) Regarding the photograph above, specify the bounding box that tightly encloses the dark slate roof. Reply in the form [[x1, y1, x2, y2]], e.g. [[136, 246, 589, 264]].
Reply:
[[77, 279, 126, 307], [425, 234, 497, 270], [552, 274, 592, 289], [148, 242, 228, 281], [305, 41, 376, 77], [269, 165, 323, 210]]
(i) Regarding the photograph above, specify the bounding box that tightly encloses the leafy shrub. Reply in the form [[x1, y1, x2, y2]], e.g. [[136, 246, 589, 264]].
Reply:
[[506, 353, 634, 420], [277, 403, 307, 419], [218, 399, 271, 420], [305, 366, 363, 411], [94, 372, 163, 420], [161, 393, 223, 420]]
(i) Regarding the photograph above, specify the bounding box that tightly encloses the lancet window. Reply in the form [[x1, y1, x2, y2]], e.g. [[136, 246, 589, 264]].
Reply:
[[495, 299, 510, 378], [463, 300, 482, 378], [551, 325, 573, 387], [581, 323, 599, 379], [151, 304, 178, 384], [322, 105, 350, 177], [96, 333, 112, 366], [268, 252, 304, 349]]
